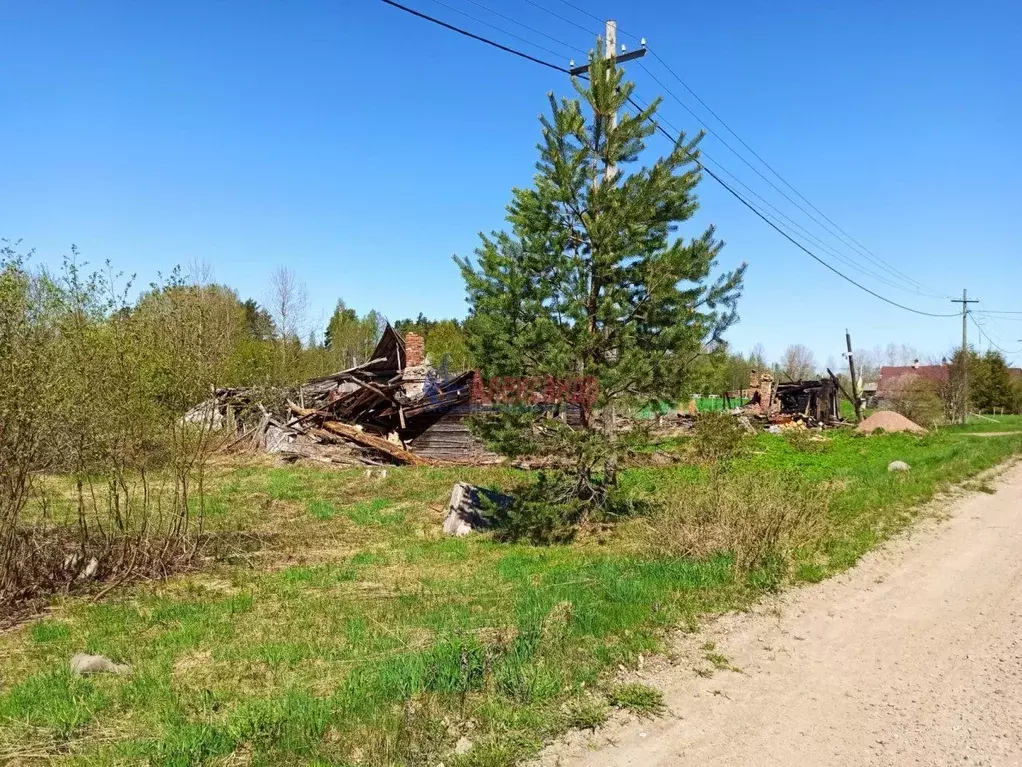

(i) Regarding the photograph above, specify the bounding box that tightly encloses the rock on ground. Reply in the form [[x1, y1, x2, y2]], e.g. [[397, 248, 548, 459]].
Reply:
[[887, 460, 911, 472], [70, 653, 131, 676]]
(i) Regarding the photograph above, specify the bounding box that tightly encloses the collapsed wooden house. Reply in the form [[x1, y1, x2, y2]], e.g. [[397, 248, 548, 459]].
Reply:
[[207, 327, 498, 465]]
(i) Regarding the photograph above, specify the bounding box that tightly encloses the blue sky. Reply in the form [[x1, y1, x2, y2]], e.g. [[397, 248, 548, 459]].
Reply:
[[2, 0, 1020, 367]]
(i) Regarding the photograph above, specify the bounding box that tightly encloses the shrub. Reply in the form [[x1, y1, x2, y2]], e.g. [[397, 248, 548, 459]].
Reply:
[[691, 411, 748, 468], [490, 472, 643, 544], [641, 470, 832, 573], [888, 374, 944, 427]]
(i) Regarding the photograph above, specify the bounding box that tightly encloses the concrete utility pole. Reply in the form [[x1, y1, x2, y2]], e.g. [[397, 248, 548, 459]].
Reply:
[[845, 329, 862, 422], [951, 289, 979, 424], [605, 19, 617, 183]]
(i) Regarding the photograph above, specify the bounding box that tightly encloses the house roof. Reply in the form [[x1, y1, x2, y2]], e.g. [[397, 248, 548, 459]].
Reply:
[[876, 366, 948, 398], [363, 325, 406, 373], [877, 364, 1022, 398]]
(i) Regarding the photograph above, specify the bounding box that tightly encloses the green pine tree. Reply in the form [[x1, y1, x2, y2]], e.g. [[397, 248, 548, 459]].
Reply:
[[974, 350, 1014, 412], [456, 47, 745, 494]]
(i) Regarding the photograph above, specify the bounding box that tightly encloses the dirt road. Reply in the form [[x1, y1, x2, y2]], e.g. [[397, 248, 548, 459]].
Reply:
[[541, 462, 1022, 766]]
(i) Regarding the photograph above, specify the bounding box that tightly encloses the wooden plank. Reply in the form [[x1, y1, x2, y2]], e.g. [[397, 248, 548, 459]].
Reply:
[[290, 405, 432, 466]]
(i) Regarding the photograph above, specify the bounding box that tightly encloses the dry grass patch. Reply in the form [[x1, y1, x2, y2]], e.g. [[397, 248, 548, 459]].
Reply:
[[640, 470, 832, 574]]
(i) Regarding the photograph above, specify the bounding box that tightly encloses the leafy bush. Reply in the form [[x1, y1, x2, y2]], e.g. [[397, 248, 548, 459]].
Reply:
[[692, 411, 748, 468], [889, 375, 945, 427]]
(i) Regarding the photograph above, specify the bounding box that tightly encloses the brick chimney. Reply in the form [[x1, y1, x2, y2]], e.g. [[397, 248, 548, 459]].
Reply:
[[404, 332, 425, 368]]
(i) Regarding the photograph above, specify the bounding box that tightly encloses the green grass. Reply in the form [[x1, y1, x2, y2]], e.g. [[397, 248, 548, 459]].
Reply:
[[2, 428, 1021, 764], [940, 413, 1022, 433], [606, 683, 665, 717]]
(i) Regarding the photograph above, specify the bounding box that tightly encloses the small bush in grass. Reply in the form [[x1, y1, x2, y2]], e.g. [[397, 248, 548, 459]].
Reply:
[[564, 696, 610, 731], [606, 683, 664, 717], [641, 470, 832, 574], [692, 411, 748, 473], [491, 472, 644, 544]]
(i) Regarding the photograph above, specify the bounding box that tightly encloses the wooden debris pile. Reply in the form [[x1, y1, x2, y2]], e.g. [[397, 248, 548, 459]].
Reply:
[[740, 369, 845, 428], [199, 327, 498, 466]]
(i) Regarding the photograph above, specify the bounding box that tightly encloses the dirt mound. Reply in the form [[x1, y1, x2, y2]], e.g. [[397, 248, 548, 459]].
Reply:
[[855, 410, 926, 435]]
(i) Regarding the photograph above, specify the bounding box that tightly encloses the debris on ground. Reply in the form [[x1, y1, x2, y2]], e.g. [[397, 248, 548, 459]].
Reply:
[[192, 328, 500, 467], [442, 482, 512, 536], [855, 410, 926, 435], [888, 460, 911, 472], [732, 369, 847, 429], [70, 653, 131, 676]]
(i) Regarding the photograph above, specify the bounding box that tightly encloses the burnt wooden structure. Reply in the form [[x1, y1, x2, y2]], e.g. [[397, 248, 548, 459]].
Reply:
[[773, 378, 840, 423]]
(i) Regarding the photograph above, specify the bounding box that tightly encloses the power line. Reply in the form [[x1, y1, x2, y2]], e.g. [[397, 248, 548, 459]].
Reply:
[[631, 103, 958, 318], [550, 0, 605, 27], [520, 0, 599, 38], [645, 48, 944, 294], [626, 95, 947, 299], [974, 313, 1022, 322], [379, 0, 959, 319], [528, 0, 949, 300], [426, 0, 573, 60], [635, 58, 946, 300], [380, 0, 571, 73], [459, 0, 586, 55], [517, 1, 943, 299], [970, 313, 1022, 355]]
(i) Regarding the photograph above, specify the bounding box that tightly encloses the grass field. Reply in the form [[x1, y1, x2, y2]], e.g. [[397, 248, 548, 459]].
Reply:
[[2, 426, 1022, 765]]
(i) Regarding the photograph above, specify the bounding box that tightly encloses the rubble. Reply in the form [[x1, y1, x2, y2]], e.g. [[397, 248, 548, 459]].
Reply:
[[740, 369, 845, 428], [442, 482, 512, 536], [198, 328, 500, 467]]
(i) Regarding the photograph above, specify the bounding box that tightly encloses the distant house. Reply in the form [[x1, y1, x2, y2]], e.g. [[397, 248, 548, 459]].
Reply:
[[876, 361, 950, 402], [876, 359, 1022, 405]]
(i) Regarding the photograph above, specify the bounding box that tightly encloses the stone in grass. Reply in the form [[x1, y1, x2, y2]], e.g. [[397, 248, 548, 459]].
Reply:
[[70, 653, 131, 676], [454, 736, 473, 755], [888, 460, 911, 472], [442, 482, 512, 536]]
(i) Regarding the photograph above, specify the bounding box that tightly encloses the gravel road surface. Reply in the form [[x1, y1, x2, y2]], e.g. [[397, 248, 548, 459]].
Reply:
[[541, 461, 1022, 766]]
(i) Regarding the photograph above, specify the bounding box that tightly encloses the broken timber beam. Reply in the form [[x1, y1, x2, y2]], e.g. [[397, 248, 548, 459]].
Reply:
[[289, 405, 431, 466], [826, 368, 856, 414]]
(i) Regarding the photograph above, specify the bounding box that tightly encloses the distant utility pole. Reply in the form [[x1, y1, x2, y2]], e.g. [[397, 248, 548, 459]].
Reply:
[[951, 288, 979, 423], [845, 329, 862, 422]]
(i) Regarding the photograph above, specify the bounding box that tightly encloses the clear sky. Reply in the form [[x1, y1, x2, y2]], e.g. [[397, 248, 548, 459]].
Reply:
[[2, 0, 1020, 367]]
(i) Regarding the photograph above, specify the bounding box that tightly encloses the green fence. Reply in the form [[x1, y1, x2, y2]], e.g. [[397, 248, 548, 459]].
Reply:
[[636, 396, 750, 418]]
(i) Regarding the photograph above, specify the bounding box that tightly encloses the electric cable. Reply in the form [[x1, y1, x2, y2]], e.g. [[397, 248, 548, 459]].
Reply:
[[379, 0, 960, 319]]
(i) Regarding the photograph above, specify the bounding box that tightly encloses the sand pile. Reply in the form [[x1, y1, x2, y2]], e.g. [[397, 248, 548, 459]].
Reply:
[[855, 410, 926, 435]]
